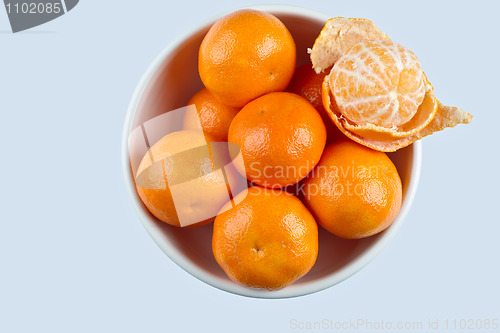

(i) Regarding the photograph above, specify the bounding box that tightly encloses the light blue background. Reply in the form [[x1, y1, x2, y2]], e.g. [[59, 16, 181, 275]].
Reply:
[[1, 1, 498, 332]]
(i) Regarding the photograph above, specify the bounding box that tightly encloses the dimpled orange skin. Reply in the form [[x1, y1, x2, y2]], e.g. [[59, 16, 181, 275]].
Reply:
[[183, 87, 240, 141], [228, 92, 327, 188], [212, 186, 319, 290], [198, 9, 296, 108], [287, 64, 344, 143], [302, 140, 402, 239]]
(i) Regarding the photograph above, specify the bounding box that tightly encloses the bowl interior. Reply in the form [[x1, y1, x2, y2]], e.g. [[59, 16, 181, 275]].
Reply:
[[124, 7, 420, 298]]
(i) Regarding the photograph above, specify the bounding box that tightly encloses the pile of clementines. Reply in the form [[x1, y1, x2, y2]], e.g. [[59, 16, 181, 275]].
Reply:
[[134, 9, 470, 290]]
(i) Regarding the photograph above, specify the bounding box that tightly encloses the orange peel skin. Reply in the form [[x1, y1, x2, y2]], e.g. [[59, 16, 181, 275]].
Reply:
[[312, 17, 472, 152], [309, 17, 389, 74], [322, 78, 471, 152]]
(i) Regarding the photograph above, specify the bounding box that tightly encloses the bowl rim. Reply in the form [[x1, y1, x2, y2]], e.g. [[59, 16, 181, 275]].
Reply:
[[121, 4, 422, 299]]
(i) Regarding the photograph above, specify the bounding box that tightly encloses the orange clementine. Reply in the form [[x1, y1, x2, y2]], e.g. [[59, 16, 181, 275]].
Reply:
[[301, 140, 402, 239], [287, 63, 343, 143], [213, 186, 318, 290], [135, 130, 237, 227], [198, 9, 296, 107], [183, 87, 239, 141], [228, 92, 326, 188]]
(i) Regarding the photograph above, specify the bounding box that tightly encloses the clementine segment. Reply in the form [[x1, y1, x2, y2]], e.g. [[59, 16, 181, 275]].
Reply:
[[183, 87, 239, 141], [213, 186, 318, 290], [302, 140, 402, 239], [228, 92, 326, 188], [198, 9, 296, 107]]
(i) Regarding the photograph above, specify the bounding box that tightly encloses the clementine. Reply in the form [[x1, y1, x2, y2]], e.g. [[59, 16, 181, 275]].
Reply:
[[329, 39, 425, 128], [228, 92, 326, 188], [287, 63, 343, 143], [198, 9, 296, 107], [212, 186, 318, 290], [302, 140, 402, 239], [183, 87, 239, 141], [135, 130, 237, 227], [311, 18, 472, 152]]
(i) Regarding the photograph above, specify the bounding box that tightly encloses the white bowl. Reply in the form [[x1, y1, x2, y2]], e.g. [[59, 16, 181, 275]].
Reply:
[[121, 4, 422, 298]]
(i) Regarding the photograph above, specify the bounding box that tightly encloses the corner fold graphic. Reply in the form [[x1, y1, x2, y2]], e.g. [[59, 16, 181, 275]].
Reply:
[[4, 0, 79, 33], [64, 0, 78, 11]]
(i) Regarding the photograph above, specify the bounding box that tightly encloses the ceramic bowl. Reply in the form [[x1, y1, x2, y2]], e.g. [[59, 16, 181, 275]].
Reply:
[[122, 4, 422, 298]]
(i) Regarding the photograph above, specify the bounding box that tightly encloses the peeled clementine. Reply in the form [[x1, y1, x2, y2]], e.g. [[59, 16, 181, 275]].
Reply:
[[213, 186, 318, 290], [199, 9, 296, 107], [330, 40, 425, 128], [302, 140, 402, 239], [310, 17, 472, 152], [228, 92, 326, 188]]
